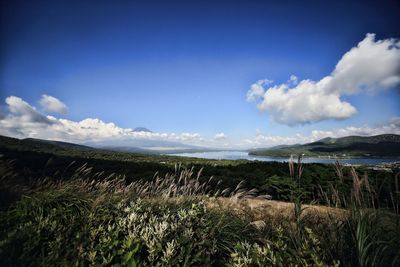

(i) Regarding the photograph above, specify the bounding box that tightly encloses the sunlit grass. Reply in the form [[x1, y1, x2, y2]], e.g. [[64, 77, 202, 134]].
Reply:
[[1, 159, 399, 266]]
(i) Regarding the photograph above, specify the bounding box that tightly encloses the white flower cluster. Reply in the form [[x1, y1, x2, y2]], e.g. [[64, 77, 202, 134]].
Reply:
[[229, 240, 285, 267], [116, 199, 210, 265]]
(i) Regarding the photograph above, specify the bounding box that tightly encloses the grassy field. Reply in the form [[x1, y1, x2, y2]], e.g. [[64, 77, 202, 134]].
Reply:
[[1, 136, 400, 266]]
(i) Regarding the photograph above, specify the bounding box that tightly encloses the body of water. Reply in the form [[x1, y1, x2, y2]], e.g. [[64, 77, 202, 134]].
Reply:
[[167, 151, 399, 165]]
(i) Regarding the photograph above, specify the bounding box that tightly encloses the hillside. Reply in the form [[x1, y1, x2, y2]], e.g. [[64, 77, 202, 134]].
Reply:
[[0, 135, 235, 166], [249, 134, 400, 158], [23, 138, 93, 150], [0, 135, 93, 154]]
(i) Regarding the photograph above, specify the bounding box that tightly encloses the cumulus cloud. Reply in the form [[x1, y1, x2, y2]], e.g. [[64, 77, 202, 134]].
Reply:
[[244, 117, 400, 147], [328, 34, 400, 94], [246, 79, 273, 102], [6, 96, 53, 124], [0, 96, 203, 145], [40, 95, 68, 114], [214, 132, 226, 140], [247, 34, 400, 125]]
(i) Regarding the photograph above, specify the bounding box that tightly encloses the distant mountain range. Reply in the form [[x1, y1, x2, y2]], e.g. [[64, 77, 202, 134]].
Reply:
[[0, 135, 220, 155], [249, 134, 400, 158]]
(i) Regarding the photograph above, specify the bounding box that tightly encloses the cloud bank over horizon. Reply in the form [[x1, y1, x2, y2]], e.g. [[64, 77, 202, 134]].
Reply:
[[1, 95, 399, 149], [0, 96, 205, 146], [214, 132, 226, 140], [244, 117, 400, 147], [247, 34, 400, 126]]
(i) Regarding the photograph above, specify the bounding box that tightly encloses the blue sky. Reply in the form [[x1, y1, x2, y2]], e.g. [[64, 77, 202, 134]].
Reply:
[[1, 0, 400, 148]]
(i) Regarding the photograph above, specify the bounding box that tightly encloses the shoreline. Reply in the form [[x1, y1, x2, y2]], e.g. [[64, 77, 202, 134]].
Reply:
[[248, 153, 400, 160], [168, 151, 400, 165]]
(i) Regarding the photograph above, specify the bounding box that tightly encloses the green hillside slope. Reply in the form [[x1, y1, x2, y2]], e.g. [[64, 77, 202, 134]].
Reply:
[[249, 134, 400, 158]]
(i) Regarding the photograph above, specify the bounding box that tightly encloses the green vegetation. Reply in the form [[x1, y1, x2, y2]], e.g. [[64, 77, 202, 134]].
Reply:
[[249, 134, 400, 158], [0, 181, 335, 266], [1, 135, 400, 266]]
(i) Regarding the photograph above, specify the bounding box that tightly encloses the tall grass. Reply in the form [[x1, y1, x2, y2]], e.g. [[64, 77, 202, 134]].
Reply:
[[1, 158, 399, 266], [318, 160, 400, 267]]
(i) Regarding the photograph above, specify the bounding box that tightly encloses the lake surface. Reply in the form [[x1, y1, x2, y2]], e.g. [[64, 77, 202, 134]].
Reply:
[[167, 151, 399, 165]]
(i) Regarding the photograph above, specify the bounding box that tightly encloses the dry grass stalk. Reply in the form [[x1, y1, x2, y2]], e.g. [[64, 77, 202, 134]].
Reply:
[[334, 160, 344, 183]]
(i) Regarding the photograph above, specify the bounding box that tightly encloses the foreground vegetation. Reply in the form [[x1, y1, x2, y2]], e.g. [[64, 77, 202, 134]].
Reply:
[[1, 157, 399, 266]]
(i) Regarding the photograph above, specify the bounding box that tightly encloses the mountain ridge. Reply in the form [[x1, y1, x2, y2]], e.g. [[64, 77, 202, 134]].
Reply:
[[249, 134, 400, 158]]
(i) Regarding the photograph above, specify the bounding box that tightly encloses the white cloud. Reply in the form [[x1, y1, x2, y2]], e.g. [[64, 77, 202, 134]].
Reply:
[[244, 134, 302, 147], [308, 117, 400, 140], [288, 75, 298, 85], [246, 79, 273, 102], [6, 96, 53, 124], [244, 118, 400, 148], [248, 34, 400, 125], [40, 95, 68, 114], [328, 34, 400, 94], [214, 132, 226, 140], [256, 80, 357, 125], [0, 96, 204, 145]]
